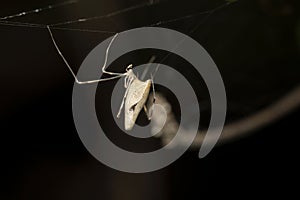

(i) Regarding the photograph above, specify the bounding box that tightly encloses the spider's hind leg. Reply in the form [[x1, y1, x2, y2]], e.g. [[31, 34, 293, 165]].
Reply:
[[144, 79, 156, 120]]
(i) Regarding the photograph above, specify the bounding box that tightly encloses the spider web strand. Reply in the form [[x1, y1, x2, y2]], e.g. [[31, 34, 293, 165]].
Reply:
[[0, 0, 79, 20]]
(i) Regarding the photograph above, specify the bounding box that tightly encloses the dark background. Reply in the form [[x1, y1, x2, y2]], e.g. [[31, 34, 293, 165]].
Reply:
[[1, 0, 299, 199]]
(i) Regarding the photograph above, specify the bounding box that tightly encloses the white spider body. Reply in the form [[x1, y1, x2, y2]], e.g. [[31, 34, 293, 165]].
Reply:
[[123, 69, 152, 130]]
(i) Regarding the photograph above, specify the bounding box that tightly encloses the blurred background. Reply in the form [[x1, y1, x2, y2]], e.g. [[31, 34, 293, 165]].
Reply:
[[1, 0, 299, 199]]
